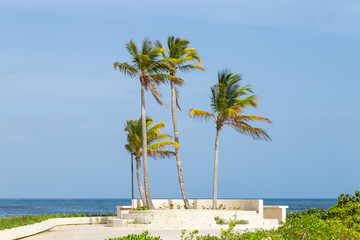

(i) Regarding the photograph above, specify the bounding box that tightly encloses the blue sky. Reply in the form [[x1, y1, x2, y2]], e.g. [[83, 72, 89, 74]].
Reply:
[[0, 0, 359, 199]]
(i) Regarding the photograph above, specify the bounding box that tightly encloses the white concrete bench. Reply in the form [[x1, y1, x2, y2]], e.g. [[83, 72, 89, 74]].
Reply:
[[116, 205, 132, 218]]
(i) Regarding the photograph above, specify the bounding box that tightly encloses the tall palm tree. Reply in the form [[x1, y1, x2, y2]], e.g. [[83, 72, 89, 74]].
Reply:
[[155, 36, 204, 209], [189, 69, 272, 209], [114, 38, 181, 209], [124, 118, 179, 207]]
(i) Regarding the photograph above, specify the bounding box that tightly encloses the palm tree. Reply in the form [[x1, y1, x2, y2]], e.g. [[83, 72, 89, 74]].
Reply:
[[189, 69, 272, 209], [155, 36, 204, 209], [124, 118, 179, 207], [114, 38, 181, 209]]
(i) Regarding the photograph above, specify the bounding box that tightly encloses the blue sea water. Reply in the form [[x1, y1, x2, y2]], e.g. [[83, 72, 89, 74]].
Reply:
[[0, 198, 337, 218], [263, 198, 337, 212], [0, 199, 130, 218]]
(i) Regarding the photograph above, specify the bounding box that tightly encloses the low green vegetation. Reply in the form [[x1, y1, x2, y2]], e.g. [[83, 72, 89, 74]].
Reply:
[[184, 190, 360, 239], [132, 205, 149, 211], [106, 231, 161, 240], [0, 212, 115, 231], [214, 214, 247, 225]]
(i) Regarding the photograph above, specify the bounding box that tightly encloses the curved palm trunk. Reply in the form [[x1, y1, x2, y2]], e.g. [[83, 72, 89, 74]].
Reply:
[[170, 81, 191, 209], [212, 128, 220, 209], [135, 156, 147, 207], [141, 85, 155, 210]]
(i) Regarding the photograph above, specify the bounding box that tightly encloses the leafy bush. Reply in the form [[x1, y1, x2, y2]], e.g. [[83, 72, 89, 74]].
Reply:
[[0, 212, 115, 230], [132, 205, 149, 211], [182, 216, 360, 240], [327, 190, 360, 231], [214, 214, 247, 225], [275, 215, 360, 239], [181, 190, 360, 239], [287, 207, 328, 220], [106, 231, 161, 240]]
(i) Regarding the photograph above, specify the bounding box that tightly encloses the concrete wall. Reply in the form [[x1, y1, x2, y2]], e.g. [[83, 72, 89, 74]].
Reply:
[[0, 217, 113, 240], [263, 206, 288, 223], [117, 209, 279, 229], [132, 199, 263, 213], [126, 199, 287, 228]]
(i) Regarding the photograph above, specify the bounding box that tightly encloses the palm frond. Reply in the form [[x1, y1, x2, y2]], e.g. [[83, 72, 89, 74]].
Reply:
[[148, 141, 179, 150], [237, 84, 254, 95], [189, 109, 215, 121], [124, 117, 177, 160], [148, 48, 162, 63], [151, 62, 176, 75], [154, 40, 167, 59], [147, 121, 167, 140], [148, 134, 171, 145], [230, 124, 272, 141], [125, 40, 138, 58], [141, 38, 153, 55], [183, 47, 201, 62], [178, 64, 205, 72], [151, 74, 184, 86], [147, 149, 176, 159], [160, 58, 184, 66], [147, 120, 165, 132], [191, 69, 271, 141], [175, 87, 181, 112], [154, 39, 163, 49], [113, 62, 139, 77], [236, 115, 272, 123], [237, 95, 258, 108], [148, 81, 166, 108], [117, 38, 170, 111], [218, 106, 243, 121]]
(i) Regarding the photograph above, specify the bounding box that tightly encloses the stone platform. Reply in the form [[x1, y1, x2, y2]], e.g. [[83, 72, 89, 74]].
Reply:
[[108, 199, 288, 230]]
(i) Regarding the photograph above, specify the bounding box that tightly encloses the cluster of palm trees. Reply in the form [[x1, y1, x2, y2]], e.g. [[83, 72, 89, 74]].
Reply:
[[114, 36, 271, 210]]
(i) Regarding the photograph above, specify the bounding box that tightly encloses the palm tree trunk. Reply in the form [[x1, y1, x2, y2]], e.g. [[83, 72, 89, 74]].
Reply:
[[170, 81, 191, 209], [135, 156, 147, 207], [212, 128, 220, 209], [141, 85, 155, 210]]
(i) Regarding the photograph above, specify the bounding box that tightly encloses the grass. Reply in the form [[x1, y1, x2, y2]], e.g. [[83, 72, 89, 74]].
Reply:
[[0, 212, 116, 231], [106, 231, 161, 240]]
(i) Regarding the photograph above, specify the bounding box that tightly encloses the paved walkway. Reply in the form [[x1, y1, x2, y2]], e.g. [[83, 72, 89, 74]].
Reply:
[[22, 224, 224, 240]]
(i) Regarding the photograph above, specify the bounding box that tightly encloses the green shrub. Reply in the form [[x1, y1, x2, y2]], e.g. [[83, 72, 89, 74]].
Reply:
[[276, 215, 360, 239], [106, 231, 161, 240], [327, 190, 360, 231], [132, 205, 149, 211], [183, 216, 360, 240], [214, 213, 247, 225], [214, 216, 226, 225], [287, 208, 328, 220], [181, 190, 360, 239]]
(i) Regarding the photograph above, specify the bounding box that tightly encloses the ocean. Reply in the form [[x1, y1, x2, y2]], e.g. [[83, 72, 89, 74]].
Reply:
[[0, 198, 337, 218]]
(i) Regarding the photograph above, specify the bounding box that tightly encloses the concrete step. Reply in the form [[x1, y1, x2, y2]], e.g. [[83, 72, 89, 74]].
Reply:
[[122, 213, 154, 218], [107, 218, 151, 228], [122, 223, 150, 228], [121, 213, 153, 224], [107, 219, 130, 227]]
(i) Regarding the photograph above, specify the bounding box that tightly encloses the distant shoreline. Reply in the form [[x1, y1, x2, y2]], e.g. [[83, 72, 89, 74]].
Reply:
[[0, 198, 337, 218]]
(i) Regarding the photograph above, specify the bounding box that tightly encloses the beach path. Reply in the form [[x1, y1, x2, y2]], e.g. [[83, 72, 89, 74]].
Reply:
[[21, 224, 223, 240]]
